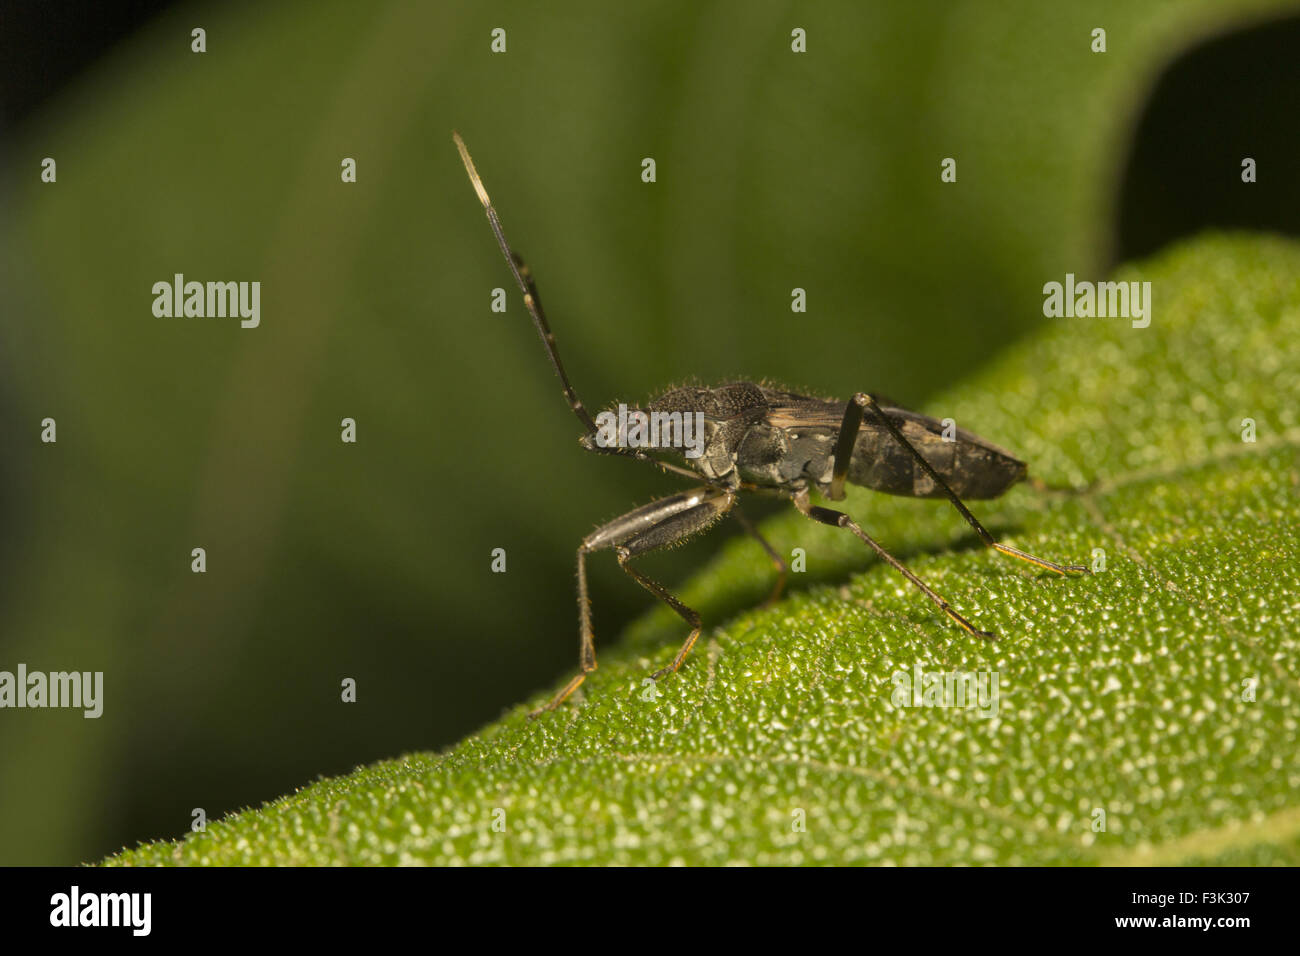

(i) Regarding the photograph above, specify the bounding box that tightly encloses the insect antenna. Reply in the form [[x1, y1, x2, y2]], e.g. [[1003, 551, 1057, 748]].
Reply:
[[453, 131, 598, 434]]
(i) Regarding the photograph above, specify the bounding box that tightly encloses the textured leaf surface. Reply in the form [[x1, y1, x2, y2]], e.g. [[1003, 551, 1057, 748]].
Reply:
[[106, 234, 1300, 865]]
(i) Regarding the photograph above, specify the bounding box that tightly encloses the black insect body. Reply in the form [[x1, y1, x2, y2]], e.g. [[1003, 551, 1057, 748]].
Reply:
[[453, 133, 1086, 717], [636, 383, 1029, 500]]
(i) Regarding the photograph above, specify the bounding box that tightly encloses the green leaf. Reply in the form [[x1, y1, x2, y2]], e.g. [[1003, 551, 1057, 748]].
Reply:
[[104, 233, 1300, 865]]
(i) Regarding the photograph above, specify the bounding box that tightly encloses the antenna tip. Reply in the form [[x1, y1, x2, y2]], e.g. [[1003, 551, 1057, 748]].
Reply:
[[452, 131, 491, 208]]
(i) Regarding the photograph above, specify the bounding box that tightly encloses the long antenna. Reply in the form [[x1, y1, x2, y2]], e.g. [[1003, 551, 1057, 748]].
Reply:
[[453, 131, 598, 434]]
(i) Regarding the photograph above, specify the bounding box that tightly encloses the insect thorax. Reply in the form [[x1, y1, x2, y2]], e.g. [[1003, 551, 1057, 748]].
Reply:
[[633, 382, 838, 490]]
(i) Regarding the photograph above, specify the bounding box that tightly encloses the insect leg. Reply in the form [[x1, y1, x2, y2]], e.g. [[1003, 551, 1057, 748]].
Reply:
[[529, 487, 735, 716], [792, 488, 995, 638], [852, 393, 1088, 575], [526, 545, 599, 719], [732, 506, 788, 607], [829, 392, 866, 501]]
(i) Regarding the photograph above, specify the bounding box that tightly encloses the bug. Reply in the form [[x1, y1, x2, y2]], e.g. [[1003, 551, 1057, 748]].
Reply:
[[452, 132, 1087, 717]]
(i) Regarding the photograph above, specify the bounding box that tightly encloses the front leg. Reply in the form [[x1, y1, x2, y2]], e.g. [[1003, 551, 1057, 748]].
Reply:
[[530, 486, 736, 717]]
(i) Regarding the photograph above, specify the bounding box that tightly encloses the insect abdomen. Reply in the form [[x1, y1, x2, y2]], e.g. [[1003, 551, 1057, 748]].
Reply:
[[849, 413, 1027, 500]]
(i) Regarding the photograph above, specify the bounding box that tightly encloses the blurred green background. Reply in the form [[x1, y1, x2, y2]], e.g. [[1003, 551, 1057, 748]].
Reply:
[[1, 0, 1298, 864]]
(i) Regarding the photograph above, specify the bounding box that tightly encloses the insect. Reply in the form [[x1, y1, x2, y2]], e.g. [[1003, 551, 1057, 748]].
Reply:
[[452, 132, 1087, 717]]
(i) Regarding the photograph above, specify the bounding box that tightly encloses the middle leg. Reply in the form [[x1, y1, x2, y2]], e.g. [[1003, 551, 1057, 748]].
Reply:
[[732, 506, 788, 607]]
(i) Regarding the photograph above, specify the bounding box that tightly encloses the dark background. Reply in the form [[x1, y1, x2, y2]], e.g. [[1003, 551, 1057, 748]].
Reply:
[[1, 0, 1297, 865]]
